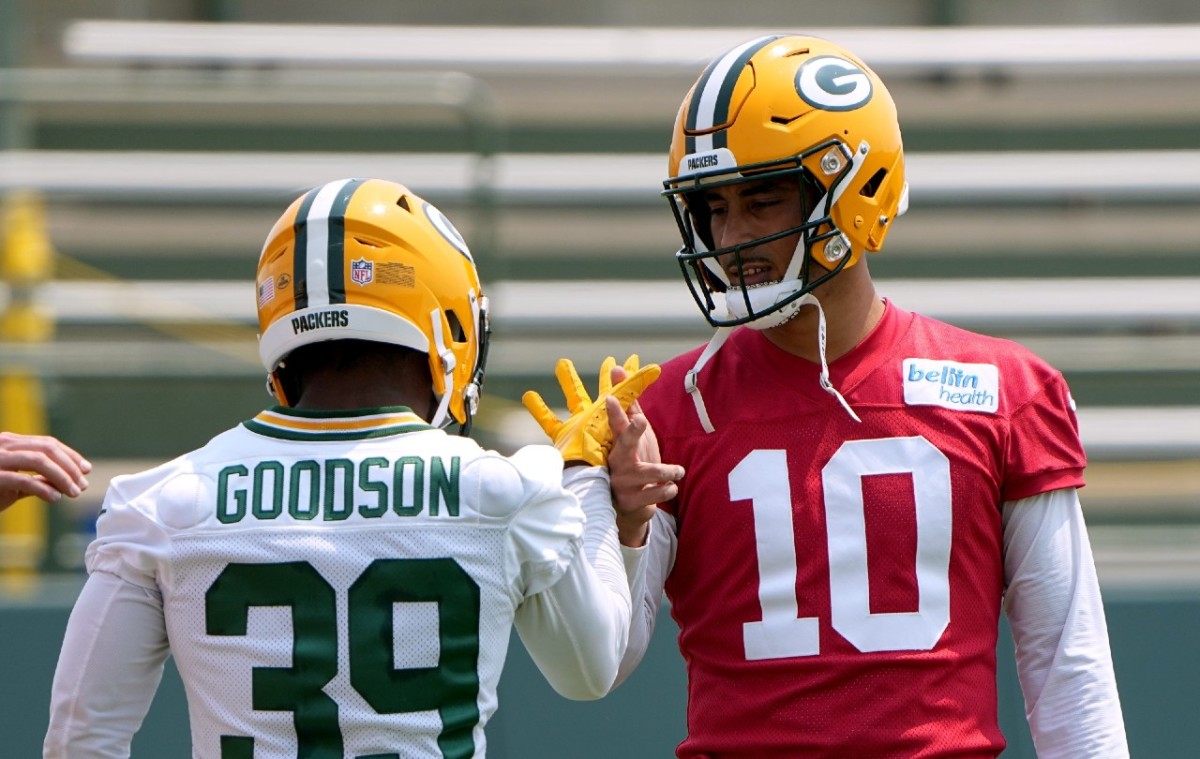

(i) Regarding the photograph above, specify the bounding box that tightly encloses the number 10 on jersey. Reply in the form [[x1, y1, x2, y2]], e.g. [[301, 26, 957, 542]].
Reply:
[[730, 437, 952, 661]]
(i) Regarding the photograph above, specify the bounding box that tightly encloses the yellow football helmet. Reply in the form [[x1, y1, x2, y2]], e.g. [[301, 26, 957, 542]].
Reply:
[[256, 178, 489, 430], [665, 34, 909, 328]]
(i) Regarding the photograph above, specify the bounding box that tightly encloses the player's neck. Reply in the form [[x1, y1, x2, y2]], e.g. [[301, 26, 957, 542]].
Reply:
[[762, 269, 883, 363], [291, 371, 435, 419]]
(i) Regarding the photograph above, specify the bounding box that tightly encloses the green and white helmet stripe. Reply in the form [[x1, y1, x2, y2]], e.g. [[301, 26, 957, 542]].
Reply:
[[684, 35, 782, 155], [293, 177, 366, 310]]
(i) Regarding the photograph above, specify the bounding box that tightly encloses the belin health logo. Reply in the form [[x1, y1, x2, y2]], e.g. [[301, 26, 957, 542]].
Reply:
[[902, 358, 999, 414]]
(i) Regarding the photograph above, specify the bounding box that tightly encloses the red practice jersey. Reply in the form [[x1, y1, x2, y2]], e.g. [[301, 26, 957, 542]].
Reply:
[[639, 301, 1086, 759]]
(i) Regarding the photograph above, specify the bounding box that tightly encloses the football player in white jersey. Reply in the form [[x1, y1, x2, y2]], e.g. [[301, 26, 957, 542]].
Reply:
[[45, 178, 655, 759]]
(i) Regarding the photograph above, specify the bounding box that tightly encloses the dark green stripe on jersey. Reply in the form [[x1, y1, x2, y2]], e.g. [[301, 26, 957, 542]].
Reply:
[[242, 419, 434, 442]]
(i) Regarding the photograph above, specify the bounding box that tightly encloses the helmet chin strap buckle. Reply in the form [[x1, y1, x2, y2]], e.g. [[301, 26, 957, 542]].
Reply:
[[428, 307, 457, 429], [823, 234, 850, 263], [462, 383, 481, 416]]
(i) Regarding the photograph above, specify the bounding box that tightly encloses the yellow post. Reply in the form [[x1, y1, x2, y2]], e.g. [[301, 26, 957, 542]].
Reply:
[[0, 191, 55, 587]]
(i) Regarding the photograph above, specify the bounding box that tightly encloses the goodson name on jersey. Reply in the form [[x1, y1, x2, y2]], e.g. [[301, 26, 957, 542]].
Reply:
[[291, 309, 350, 334], [216, 456, 460, 524]]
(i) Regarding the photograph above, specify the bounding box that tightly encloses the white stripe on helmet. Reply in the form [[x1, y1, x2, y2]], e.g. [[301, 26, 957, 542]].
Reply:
[[691, 36, 777, 154], [303, 178, 355, 308]]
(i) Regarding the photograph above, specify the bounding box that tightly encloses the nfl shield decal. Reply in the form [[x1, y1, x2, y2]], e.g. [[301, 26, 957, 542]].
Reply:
[[350, 257, 374, 286]]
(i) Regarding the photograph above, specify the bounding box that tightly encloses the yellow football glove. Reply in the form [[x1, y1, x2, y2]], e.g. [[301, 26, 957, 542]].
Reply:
[[522, 354, 661, 467]]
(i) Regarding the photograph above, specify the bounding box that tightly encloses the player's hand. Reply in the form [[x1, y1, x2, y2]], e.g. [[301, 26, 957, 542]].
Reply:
[[522, 355, 661, 467], [605, 365, 684, 548], [0, 432, 92, 512]]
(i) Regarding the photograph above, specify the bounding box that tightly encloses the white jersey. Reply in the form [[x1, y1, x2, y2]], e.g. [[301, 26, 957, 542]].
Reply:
[[46, 406, 631, 759]]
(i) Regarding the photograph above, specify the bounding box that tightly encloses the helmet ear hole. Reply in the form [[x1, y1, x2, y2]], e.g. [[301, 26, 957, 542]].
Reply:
[[859, 168, 888, 199], [445, 310, 467, 343]]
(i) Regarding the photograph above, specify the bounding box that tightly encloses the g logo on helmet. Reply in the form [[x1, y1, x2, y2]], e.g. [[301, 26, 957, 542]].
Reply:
[[423, 201, 474, 263], [794, 55, 873, 112]]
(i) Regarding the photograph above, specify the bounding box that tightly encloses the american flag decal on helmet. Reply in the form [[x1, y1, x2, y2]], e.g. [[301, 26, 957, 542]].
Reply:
[[257, 276, 275, 307]]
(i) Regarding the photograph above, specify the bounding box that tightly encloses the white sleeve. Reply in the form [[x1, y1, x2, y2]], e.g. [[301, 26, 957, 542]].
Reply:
[[614, 507, 677, 689], [1002, 487, 1129, 758], [513, 465, 633, 701], [44, 570, 170, 759]]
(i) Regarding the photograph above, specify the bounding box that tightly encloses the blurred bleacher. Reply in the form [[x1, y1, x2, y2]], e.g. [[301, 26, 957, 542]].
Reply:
[[3, 19, 1198, 528], [0, 4, 1198, 757]]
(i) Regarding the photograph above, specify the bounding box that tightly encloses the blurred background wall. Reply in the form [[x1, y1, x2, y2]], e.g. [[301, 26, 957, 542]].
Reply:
[[2, 0, 1199, 756]]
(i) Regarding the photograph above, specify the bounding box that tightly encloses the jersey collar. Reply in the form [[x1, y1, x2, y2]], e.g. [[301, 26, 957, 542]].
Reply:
[[742, 297, 914, 396], [242, 406, 435, 442]]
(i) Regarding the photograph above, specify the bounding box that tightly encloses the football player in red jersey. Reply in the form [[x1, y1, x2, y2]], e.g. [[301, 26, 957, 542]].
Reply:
[[533, 34, 1130, 758]]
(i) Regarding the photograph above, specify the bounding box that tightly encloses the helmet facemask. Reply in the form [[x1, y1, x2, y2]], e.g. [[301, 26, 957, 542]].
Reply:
[[666, 34, 909, 431], [665, 139, 861, 330], [664, 34, 908, 331]]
